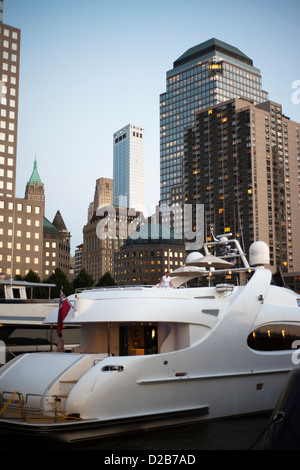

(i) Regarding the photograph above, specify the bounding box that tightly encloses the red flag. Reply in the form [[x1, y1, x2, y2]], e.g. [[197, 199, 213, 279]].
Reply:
[[57, 291, 71, 335]]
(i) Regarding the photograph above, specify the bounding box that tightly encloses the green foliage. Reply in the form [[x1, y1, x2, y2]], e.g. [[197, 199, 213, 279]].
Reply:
[[44, 268, 74, 298], [72, 269, 94, 290], [96, 272, 116, 287], [24, 269, 41, 284]]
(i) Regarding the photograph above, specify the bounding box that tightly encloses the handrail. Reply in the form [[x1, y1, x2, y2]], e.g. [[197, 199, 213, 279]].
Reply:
[[0, 390, 23, 417], [0, 390, 81, 422], [75, 285, 153, 293]]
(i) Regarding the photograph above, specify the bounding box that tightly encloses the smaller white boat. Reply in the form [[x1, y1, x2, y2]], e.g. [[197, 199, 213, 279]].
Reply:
[[0, 280, 79, 363]]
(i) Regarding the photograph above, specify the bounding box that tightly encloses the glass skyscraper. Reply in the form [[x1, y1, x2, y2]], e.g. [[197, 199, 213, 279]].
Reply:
[[113, 123, 145, 214], [160, 38, 269, 208]]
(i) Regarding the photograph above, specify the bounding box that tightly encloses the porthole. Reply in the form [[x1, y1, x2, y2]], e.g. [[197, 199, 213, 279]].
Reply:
[[101, 365, 124, 372]]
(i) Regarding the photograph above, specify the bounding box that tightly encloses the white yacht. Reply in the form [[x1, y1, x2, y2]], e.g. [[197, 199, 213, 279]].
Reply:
[[0, 235, 299, 442]]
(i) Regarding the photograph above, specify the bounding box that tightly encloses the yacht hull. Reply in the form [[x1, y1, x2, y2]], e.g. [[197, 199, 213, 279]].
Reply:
[[0, 406, 210, 443], [0, 366, 290, 443]]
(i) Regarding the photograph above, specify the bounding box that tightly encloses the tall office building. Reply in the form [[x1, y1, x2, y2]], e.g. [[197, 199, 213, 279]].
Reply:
[[0, 6, 71, 279], [0, 9, 20, 200], [87, 177, 113, 222], [184, 98, 300, 272], [0, 9, 21, 277], [93, 177, 113, 211], [113, 123, 144, 214], [160, 38, 268, 208]]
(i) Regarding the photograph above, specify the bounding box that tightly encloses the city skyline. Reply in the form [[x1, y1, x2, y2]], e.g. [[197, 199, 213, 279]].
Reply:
[[4, 0, 300, 253]]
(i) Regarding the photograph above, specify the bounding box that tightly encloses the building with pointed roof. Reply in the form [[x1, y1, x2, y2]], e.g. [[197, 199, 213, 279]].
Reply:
[[2, 158, 46, 278], [43, 211, 71, 279], [25, 158, 45, 201], [52, 210, 69, 234], [0, 155, 71, 280], [28, 158, 43, 186]]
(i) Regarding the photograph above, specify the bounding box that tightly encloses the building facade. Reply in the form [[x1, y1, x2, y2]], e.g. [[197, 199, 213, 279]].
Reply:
[[88, 177, 113, 222], [43, 211, 71, 279], [184, 98, 300, 272], [83, 206, 140, 283], [160, 38, 268, 209], [0, 157, 45, 279], [113, 123, 145, 213], [13, 159, 45, 277], [74, 243, 83, 277], [0, 12, 21, 277], [114, 223, 185, 285]]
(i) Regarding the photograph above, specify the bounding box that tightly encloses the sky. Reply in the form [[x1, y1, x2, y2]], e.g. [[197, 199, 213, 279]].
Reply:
[[4, 0, 300, 254]]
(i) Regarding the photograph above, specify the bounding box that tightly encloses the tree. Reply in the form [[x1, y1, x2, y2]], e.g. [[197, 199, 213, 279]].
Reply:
[[24, 269, 41, 284], [23, 270, 46, 299], [72, 269, 94, 290], [96, 272, 116, 287], [44, 268, 73, 298]]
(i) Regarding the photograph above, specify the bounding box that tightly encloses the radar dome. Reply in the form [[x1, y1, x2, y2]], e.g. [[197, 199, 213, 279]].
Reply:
[[186, 252, 203, 264], [249, 241, 270, 266]]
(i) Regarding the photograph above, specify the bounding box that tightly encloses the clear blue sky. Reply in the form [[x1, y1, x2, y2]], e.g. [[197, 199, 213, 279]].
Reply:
[[4, 0, 300, 253]]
